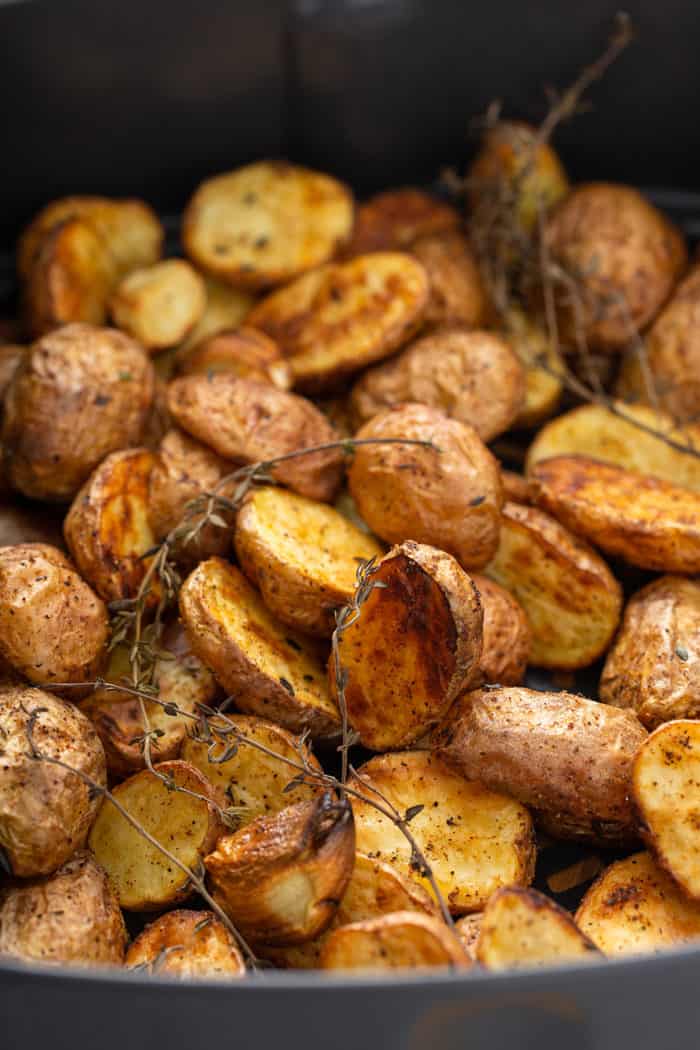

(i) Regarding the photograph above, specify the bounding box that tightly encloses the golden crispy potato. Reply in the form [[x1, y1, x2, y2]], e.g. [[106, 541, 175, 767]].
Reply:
[[2, 323, 155, 502], [485, 501, 622, 669], [235, 485, 384, 637], [0, 542, 108, 690], [343, 188, 460, 256], [349, 403, 503, 570], [320, 912, 470, 971], [500, 470, 536, 505], [471, 574, 531, 686], [544, 183, 686, 351], [331, 541, 483, 750], [174, 327, 292, 389], [505, 308, 564, 428], [350, 750, 535, 913], [436, 687, 647, 846], [411, 231, 491, 328], [183, 162, 353, 289], [179, 558, 340, 740], [576, 850, 700, 956], [0, 850, 127, 967], [177, 276, 254, 355], [600, 577, 700, 729], [350, 326, 525, 441], [0, 685, 106, 876], [476, 886, 598, 970], [167, 374, 344, 502], [64, 448, 158, 602], [126, 909, 245, 978], [89, 759, 220, 910], [110, 259, 206, 351], [532, 455, 700, 574], [455, 912, 483, 961], [247, 252, 429, 393], [206, 793, 355, 945]]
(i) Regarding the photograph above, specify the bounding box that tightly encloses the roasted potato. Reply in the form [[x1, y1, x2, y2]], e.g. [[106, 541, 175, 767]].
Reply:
[[205, 793, 355, 945], [320, 911, 470, 971], [247, 252, 429, 393], [484, 500, 622, 669], [183, 161, 353, 289], [600, 576, 700, 728], [126, 909, 245, 978], [350, 750, 535, 913], [543, 183, 686, 351], [411, 231, 491, 328], [167, 374, 344, 502], [0, 542, 108, 690], [436, 687, 647, 846], [235, 485, 384, 637], [348, 403, 503, 570], [500, 469, 536, 505], [330, 541, 483, 750], [0, 344, 25, 403], [455, 912, 483, 961], [504, 308, 565, 428], [176, 276, 254, 355], [109, 259, 206, 351], [174, 327, 292, 389], [0, 850, 127, 967], [476, 886, 598, 970], [2, 323, 155, 502], [350, 326, 525, 442], [343, 188, 459, 256], [88, 760, 220, 910], [0, 685, 106, 876], [532, 455, 700, 574], [471, 574, 531, 685], [179, 558, 340, 740]]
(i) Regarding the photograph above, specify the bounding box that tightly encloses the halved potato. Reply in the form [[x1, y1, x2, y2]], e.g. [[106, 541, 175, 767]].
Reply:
[[88, 759, 220, 910], [183, 162, 353, 288], [455, 912, 483, 961], [126, 909, 245, 978], [179, 558, 340, 740], [476, 886, 598, 970], [485, 501, 622, 669], [343, 188, 459, 256], [532, 455, 700, 574], [235, 485, 384, 637], [174, 327, 292, 389], [320, 912, 470, 971], [350, 750, 535, 913], [247, 252, 429, 393], [330, 541, 483, 750], [110, 259, 206, 351], [471, 574, 531, 686], [205, 793, 355, 945], [411, 231, 491, 328], [176, 276, 254, 355], [505, 308, 564, 428]]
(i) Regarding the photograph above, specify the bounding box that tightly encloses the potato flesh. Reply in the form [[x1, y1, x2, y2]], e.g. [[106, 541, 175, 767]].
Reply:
[[110, 259, 206, 350], [177, 276, 254, 354], [505, 309, 564, 429], [476, 887, 598, 970], [320, 911, 470, 971]]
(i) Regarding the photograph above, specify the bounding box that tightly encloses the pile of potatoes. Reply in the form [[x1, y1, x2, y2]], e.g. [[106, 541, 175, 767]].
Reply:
[[3, 142, 700, 979]]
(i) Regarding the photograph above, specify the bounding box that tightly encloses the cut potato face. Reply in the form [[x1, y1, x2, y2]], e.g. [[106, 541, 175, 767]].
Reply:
[[471, 574, 531, 686], [320, 912, 470, 971], [411, 231, 491, 328], [455, 912, 483, 961], [350, 750, 535, 913], [177, 276, 254, 354], [88, 760, 220, 910], [126, 909, 245, 978], [476, 887, 598, 970], [485, 501, 622, 670], [183, 162, 354, 289], [235, 485, 384, 637], [343, 188, 460, 256], [110, 259, 206, 351], [504, 309, 564, 428], [179, 558, 340, 740], [331, 541, 483, 750], [174, 327, 292, 389], [247, 252, 429, 393]]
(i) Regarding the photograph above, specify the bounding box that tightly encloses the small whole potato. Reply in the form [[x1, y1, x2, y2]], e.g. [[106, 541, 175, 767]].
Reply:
[[109, 259, 206, 351], [411, 231, 491, 328], [174, 326, 292, 389], [343, 187, 460, 256], [471, 574, 531, 686]]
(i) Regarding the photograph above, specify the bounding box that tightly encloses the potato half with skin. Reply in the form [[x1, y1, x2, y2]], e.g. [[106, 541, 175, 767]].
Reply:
[[350, 326, 525, 442], [411, 231, 491, 328], [349, 403, 503, 570], [600, 576, 700, 729], [544, 183, 686, 351], [471, 574, 531, 686], [0, 542, 108, 690], [505, 309, 564, 428], [500, 470, 536, 506], [343, 188, 460, 256], [484, 501, 622, 670], [0, 685, 106, 877], [235, 485, 384, 637], [64, 447, 158, 602], [167, 374, 344, 502], [2, 323, 154, 502], [320, 912, 470, 971], [455, 912, 483, 961], [177, 276, 254, 355], [183, 162, 353, 289], [247, 252, 429, 393], [330, 541, 483, 750], [436, 687, 647, 846], [126, 909, 245, 978], [179, 558, 340, 740], [476, 886, 598, 970], [89, 760, 220, 910], [110, 259, 206, 351], [205, 793, 355, 945], [174, 327, 292, 389], [350, 750, 535, 913], [532, 455, 700, 574]]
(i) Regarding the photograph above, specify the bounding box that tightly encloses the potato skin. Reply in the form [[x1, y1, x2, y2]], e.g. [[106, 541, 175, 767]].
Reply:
[[167, 374, 344, 502], [411, 231, 491, 328], [348, 403, 503, 570], [126, 909, 245, 978], [0, 851, 127, 967], [471, 574, 531, 686], [343, 188, 459, 256], [436, 686, 647, 845], [2, 323, 155, 501], [174, 326, 292, 389], [350, 326, 525, 441], [0, 685, 107, 876]]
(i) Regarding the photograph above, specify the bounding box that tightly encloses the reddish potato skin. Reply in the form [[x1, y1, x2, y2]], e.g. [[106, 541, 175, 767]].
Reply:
[[471, 574, 531, 686]]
